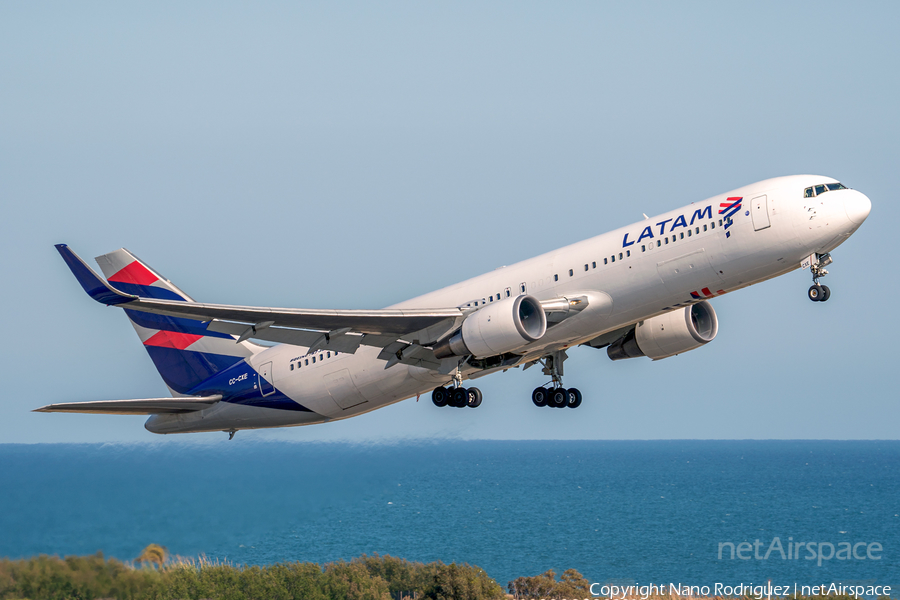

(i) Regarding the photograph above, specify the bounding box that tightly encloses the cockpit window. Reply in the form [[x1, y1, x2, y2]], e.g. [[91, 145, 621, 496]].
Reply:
[[804, 182, 848, 198]]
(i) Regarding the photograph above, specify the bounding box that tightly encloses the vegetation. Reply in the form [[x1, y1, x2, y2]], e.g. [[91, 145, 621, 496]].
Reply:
[[0, 550, 504, 600], [134, 545, 167, 569], [507, 568, 590, 599], [0, 550, 894, 600]]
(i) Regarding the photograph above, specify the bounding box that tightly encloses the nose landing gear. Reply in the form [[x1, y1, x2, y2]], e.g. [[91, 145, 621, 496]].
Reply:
[[808, 284, 831, 302], [806, 253, 833, 302]]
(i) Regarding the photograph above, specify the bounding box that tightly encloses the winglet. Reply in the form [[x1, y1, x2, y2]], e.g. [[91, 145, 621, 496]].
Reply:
[[55, 244, 137, 306]]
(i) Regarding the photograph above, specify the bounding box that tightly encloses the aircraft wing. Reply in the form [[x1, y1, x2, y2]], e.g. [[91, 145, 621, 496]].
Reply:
[[56, 245, 465, 353], [33, 395, 222, 415]]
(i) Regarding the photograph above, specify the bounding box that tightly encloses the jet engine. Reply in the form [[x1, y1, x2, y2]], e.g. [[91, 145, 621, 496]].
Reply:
[[607, 301, 718, 361], [433, 295, 547, 359]]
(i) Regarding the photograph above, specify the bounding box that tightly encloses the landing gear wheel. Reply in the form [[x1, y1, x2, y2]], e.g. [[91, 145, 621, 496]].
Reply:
[[452, 387, 469, 408], [820, 285, 831, 302], [431, 387, 449, 407], [467, 387, 483, 408], [808, 285, 824, 302], [532, 387, 548, 407], [566, 388, 583, 409], [549, 388, 567, 408]]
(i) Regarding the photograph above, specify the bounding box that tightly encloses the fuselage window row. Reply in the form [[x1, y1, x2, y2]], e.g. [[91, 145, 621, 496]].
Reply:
[[627, 217, 723, 253], [460, 213, 728, 308], [463, 288, 515, 309], [290, 351, 336, 371]]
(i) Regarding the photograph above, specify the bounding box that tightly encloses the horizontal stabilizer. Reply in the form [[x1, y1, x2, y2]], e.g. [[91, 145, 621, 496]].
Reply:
[[33, 395, 222, 415]]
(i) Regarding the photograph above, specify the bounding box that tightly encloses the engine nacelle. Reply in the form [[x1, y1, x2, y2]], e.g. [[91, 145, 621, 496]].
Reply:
[[433, 295, 547, 359], [607, 301, 718, 361]]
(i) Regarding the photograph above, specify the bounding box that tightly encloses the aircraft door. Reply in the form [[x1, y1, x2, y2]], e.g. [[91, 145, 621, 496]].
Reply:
[[750, 194, 770, 231], [258, 361, 275, 396]]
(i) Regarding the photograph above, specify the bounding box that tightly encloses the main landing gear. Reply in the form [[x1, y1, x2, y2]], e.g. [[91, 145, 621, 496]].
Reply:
[[532, 386, 582, 409], [432, 363, 482, 408], [431, 385, 482, 408], [531, 350, 583, 409], [807, 252, 833, 302]]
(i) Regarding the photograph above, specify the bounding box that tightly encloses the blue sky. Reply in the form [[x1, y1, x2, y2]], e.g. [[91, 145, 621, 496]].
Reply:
[[1, 1, 897, 443]]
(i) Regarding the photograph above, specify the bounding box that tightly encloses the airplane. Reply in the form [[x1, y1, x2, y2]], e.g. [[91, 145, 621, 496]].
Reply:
[[37, 175, 871, 438]]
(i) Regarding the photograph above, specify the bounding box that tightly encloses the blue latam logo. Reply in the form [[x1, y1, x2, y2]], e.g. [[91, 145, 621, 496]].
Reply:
[[622, 205, 713, 248]]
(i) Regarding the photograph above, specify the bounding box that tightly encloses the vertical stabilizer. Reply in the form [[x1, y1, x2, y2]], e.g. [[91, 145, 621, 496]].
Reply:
[[95, 249, 260, 396]]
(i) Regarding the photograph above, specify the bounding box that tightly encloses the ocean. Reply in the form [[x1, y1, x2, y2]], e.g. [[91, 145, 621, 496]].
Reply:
[[0, 441, 897, 592]]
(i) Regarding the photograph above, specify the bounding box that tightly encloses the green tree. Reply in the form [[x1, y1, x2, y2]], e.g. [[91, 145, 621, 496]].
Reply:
[[423, 562, 505, 600], [508, 569, 558, 599], [555, 569, 590, 598], [324, 559, 392, 600]]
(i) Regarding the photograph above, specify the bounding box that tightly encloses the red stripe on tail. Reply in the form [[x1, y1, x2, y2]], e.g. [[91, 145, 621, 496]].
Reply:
[[143, 330, 203, 350], [108, 261, 159, 286]]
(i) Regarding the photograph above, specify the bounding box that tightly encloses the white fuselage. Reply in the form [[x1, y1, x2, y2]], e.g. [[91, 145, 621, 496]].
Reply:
[[145, 175, 871, 434]]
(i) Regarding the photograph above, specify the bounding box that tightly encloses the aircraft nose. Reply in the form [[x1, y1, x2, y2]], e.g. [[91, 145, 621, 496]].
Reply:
[[844, 190, 872, 225]]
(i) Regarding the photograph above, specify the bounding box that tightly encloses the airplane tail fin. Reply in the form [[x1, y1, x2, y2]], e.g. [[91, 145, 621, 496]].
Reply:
[[92, 248, 260, 396]]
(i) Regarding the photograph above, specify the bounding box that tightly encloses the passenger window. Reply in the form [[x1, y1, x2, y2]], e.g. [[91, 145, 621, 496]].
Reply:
[[718, 219, 722, 226], [592, 261, 596, 268], [305, 359, 309, 366], [327, 352, 331, 358], [496, 293, 500, 300], [474, 301, 478, 306], [584, 264, 588, 271], [815, 184, 827, 195], [290, 363, 294, 371], [641, 245, 646, 252], [704, 224, 708, 231], [657, 240, 662, 247], [312, 356, 316, 364], [611, 255, 616, 263], [505, 288, 511, 297], [680, 232, 684, 239], [695, 227, 699, 234], [520, 283, 526, 293], [489, 296, 493, 302], [604, 258, 608, 265], [687, 230, 692, 237], [319, 354, 323, 361], [664, 238, 669, 245], [567, 269, 572, 277], [554, 274, 559, 281], [626, 250, 630, 257], [618, 252, 623, 260]]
